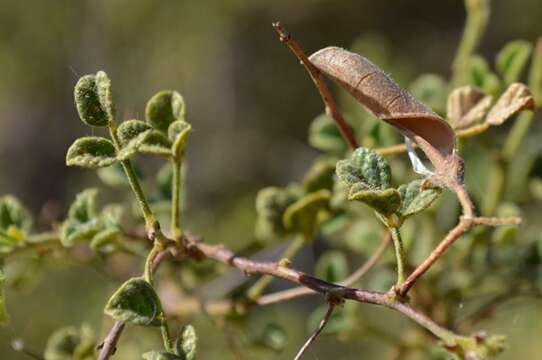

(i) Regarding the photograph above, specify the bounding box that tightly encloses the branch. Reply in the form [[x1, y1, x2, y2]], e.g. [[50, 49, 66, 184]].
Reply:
[[272, 22, 359, 150], [257, 229, 391, 306], [97, 322, 125, 360], [185, 237, 466, 345], [294, 302, 336, 360]]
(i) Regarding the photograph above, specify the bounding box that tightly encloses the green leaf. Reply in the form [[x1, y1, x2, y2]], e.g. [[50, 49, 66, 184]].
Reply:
[[348, 184, 401, 215], [60, 218, 100, 247], [95, 71, 115, 122], [117, 129, 172, 160], [168, 120, 192, 159], [175, 324, 197, 360], [90, 227, 120, 252], [104, 277, 162, 326], [44, 324, 96, 360], [0, 261, 8, 325], [0, 195, 32, 234], [146, 90, 186, 132], [315, 251, 348, 283], [496, 40, 533, 85], [303, 159, 336, 193], [308, 114, 349, 155], [283, 190, 331, 239], [142, 351, 181, 360], [254, 323, 287, 352], [117, 119, 152, 146], [254, 186, 301, 240], [336, 147, 391, 189], [74, 74, 109, 127], [66, 137, 117, 168], [466, 56, 502, 97], [397, 180, 441, 219], [68, 188, 98, 222], [409, 74, 448, 115]]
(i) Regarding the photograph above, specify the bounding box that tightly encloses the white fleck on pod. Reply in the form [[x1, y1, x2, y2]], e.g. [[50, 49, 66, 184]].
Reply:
[[309, 47, 459, 180]]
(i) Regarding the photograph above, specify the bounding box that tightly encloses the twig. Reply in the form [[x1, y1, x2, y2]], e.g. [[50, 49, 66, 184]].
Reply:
[[186, 237, 466, 345], [97, 322, 125, 360], [257, 230, 391, 306], [293, 302, 336, 360], [272, 22, 359, 150]]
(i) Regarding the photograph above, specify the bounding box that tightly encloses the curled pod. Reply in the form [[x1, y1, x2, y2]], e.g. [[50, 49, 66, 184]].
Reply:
[[309, 47, 458, 179]]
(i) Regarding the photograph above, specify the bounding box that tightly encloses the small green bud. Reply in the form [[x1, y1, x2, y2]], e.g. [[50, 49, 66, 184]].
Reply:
[[146, 90, 186, 133], [175, 324, 197, 360]]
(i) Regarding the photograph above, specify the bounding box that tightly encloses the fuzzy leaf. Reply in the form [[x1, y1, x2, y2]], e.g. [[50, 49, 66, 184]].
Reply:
[[336, 147, 391, 189], [66, 137, 117, 168], [142, 352, 181, 360], [60, 218, 100, 247], [68, 188, 98, 222], [168, 120, 192, 159], [315, 251, 348, 283], [348, 183, 401, 215], [146, 90, 186, 132], [303, 159, 336, 193], [117, 129, 172, 160], [0, 196, 32, 234], [255, 186, 301, 240], [74, 74, 109, 127], [104, 277, 161, 326], [95, 71, 115, 122], [486, 83, 534, 125], [254, 323, 287, 352], [397, 180, 441, 219], [409, 74, 448, 115], [0, 262, 8, 325], [117, 120, 152, 146], [308, 114, 348, 155], [44, 324, 96, 360], [496, 40, 533, 85], [283, 190, 331, 238], [466, 56, 502, 96], [446, 86, 493, 129], [90, 227, 120, 252], [175, 324, 197, 360]]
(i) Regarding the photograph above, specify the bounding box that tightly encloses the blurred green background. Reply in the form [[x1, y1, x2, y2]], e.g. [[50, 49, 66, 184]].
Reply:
[[1, 0, 542, 359]]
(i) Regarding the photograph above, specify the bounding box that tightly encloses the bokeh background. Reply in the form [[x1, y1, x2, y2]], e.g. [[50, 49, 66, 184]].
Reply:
[[1, 0, 542, 359]]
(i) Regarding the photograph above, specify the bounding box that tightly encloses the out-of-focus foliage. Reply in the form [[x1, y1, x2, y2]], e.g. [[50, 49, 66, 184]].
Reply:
[[1, 0, 542, 359]]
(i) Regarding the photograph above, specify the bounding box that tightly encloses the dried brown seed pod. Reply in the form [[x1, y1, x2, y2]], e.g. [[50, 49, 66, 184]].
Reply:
[[309, 46, 460, 182]]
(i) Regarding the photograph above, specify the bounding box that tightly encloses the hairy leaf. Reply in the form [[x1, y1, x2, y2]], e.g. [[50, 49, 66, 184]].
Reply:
[[68, 188, 98, 222], [315, 251, 348, 283], [117, 120, 152, 146], [348, 183, 401, 215], [90, 227, 120, 253], [255, 186, 301, 240], [168, 120, 192, 159], [95, 71, 115, 122], [104, 277, 161, 326], [117, 129, 172, 160], [175, 324, 197, 360], [66, 137, 117, 168], [446, 86, 492, 129], [303, 159, 336, 193], [486, 83, 534, 125], [0, 195, 32, 234], [397, 180, 441, 219], [336, 147, 391, 189], [44, 324, 96, 360], [74, 74, 109, 127], [146, 90, 186, 132], [282, 190, 331, 238], [496, 40, 533, 85], [409, 74, 448, 115], [308, 114, 348, 155]]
